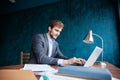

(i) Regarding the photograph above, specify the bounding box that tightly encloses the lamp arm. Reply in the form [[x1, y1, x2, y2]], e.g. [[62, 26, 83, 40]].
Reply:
[[92, 33, 104, 62]]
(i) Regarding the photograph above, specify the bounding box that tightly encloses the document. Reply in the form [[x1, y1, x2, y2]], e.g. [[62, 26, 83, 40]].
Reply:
[[112, 77, 120, 80], [39, 71, 87, 80], [22, 64, 55, 71]]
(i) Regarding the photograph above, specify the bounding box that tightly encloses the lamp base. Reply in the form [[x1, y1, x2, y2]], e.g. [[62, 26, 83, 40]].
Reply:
[[100, 62, 107, 68], [94, 61, 107, 68]]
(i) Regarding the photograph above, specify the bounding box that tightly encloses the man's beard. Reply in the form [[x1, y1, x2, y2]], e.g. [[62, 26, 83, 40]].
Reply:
[[49, 33, 56, 39]]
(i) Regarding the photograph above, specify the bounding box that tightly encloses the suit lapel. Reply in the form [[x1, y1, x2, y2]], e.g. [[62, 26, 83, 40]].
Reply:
[[43, 33, 49, 56]]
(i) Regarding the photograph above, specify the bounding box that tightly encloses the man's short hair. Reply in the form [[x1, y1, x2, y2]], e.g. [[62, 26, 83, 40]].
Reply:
[[49, 20, 64, 28]]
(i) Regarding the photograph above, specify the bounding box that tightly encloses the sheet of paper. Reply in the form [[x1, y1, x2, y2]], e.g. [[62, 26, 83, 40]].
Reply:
[[40, 75, 120, 80], [112, 77, 120, 80], [39, 71, 87, 80], [21, 64, 55, 71], [46, 74, 87, 80], [84, 46, 103, 67]]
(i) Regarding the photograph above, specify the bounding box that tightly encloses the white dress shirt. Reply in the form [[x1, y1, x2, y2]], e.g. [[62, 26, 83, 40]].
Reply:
[[47, 34, 63, 66]]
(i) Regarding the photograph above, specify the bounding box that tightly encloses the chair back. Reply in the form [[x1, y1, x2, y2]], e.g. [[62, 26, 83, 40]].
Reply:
[[20, 51, 30, 65]]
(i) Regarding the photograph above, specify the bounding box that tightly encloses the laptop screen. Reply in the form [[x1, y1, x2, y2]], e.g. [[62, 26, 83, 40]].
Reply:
[[84, 46, 103, 67]]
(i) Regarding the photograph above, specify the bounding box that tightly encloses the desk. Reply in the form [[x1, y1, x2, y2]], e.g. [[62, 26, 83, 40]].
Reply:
[[0, 62, 120, 79]]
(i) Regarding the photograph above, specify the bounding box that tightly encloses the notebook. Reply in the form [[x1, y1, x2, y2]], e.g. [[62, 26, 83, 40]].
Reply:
[[58, 65, 112, 80], [84, 46, 103, 67]]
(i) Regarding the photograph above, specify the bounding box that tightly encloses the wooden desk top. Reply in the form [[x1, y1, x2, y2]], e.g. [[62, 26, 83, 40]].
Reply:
[[0, 62, 120, 79], [92, 62, 120, 79]]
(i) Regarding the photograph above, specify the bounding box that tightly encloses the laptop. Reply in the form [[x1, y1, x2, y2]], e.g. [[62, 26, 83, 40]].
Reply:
[[84, 46, 103, 67]]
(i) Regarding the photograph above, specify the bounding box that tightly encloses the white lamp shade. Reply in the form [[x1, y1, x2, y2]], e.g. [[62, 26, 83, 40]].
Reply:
[[83, 30, 94, 44]]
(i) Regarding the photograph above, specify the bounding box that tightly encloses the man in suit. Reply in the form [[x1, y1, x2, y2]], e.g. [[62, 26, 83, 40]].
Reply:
[[29, 20, 86, 66]]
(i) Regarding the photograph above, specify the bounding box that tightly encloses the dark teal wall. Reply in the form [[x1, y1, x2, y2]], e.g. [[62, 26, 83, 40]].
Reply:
[[119, 0, 120, 18], [0, 0, 61, 15], [0, 0, 120, 67]]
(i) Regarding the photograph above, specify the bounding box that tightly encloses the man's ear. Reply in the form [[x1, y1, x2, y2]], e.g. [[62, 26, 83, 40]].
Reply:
[[48, 26, 51, 31]]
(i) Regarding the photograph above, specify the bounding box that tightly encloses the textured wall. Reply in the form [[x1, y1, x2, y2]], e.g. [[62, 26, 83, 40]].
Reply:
[[0, 0, 120, 67], [0, 0, 61, 15]]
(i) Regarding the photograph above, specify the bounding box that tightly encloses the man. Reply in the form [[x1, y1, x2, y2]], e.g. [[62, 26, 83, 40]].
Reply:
[[29, 20, 86, 66]]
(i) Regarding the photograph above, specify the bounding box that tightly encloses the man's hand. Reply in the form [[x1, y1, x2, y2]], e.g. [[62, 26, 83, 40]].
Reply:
[[63, 57, 86, 66], [77, 58, 86, 65]]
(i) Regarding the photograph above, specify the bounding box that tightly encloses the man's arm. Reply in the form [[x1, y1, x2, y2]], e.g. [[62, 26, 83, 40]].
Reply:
[[54, 42, 69, 59], [54, 42, 86, 66], [31, 34, 59, 65]]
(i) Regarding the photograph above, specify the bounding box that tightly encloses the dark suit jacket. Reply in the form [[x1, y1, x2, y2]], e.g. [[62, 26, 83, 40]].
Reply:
[[29, 33, 68, 65]]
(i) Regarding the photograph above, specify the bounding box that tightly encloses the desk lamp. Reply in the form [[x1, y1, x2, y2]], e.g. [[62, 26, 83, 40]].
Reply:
[[83, 30, 106, 67]]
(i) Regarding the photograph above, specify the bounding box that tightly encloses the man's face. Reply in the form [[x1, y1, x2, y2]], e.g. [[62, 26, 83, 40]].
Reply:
[[48, 26, 63, 39]]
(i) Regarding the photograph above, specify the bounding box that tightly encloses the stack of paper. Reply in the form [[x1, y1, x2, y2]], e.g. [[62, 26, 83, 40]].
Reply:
[[21, 64, 55, 71]]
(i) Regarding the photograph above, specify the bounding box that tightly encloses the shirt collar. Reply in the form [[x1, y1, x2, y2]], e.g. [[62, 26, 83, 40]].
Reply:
[[47, 33, 54, 42]]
